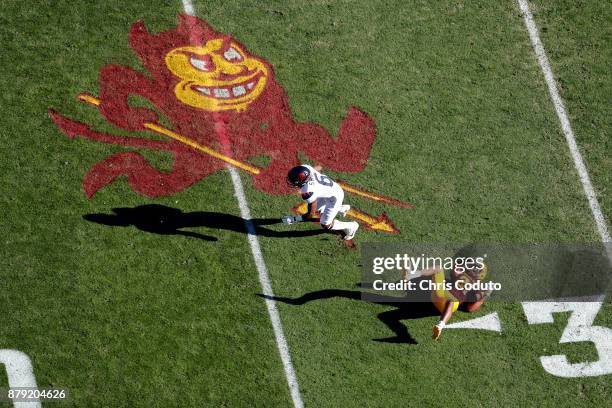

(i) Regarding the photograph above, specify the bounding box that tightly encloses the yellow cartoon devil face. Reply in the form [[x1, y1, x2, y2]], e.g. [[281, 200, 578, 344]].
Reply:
[[165, 38, 269, 112]]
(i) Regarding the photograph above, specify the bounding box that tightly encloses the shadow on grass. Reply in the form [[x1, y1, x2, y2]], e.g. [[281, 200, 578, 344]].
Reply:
[[259, 288, 441, 344], [83, 204, 327, 241]]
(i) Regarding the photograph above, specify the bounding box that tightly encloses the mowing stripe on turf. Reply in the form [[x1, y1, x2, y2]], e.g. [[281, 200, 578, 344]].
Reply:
[[180, 1, 304, 407], [517, 0, 611, 250]]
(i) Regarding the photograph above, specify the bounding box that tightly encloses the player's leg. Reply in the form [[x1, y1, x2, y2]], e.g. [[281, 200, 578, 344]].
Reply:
[[334, 188, 350, 217], [432, 301, 459, 341], [430, 271, 460, 340], [320, 198, 358, 240], [320, 214, 356, 238], [339, 204, 351, 217]]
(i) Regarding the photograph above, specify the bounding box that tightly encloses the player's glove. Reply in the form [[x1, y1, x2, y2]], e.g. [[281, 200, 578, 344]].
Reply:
[[282, 215, 303, 225]]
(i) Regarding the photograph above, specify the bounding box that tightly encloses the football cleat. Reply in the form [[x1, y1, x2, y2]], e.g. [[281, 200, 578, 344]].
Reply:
[[339, 204, 351, 217], [287, 165, 312, 187], [432, 325, 442, 341], [344, 221, 359, 241]]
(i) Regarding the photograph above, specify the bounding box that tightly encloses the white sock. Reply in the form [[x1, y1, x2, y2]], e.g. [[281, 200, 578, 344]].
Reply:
[[436, 321, 445, 329], [330, 220, 353, 231]]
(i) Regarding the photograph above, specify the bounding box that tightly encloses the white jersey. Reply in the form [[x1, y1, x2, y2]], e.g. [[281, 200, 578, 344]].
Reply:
[[299, 165, 344, 205]]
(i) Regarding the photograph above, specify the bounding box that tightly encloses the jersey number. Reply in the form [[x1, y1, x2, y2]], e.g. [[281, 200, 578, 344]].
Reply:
[[314, 174, 333, 187]]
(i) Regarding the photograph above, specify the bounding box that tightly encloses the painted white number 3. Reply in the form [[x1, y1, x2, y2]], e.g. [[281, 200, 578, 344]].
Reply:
[[522, 301, 612, 378], [0, 349, 40, 407]]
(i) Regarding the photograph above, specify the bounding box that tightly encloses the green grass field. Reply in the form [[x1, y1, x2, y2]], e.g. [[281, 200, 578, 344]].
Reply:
[[0, 0, 610, 406]]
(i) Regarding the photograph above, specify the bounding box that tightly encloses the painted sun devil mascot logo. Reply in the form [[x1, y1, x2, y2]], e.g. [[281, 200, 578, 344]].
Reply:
[[49, 14, 376, 197], [50, 15, 413, 233]]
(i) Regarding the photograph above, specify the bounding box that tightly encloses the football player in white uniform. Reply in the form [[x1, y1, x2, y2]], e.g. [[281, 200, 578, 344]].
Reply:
[[283, 165, 359, 241]]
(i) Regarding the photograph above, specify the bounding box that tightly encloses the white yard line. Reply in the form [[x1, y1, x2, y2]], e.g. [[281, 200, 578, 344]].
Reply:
[[180, 0, 195, 16], [227, 167, 304, 408], [517, 0, 611, 249], [180, 1, 304, 407]]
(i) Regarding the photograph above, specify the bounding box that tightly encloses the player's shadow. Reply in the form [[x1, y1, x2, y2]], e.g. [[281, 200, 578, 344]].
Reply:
[[259, 285, 441, 344], [83, 204, 326, 241]]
